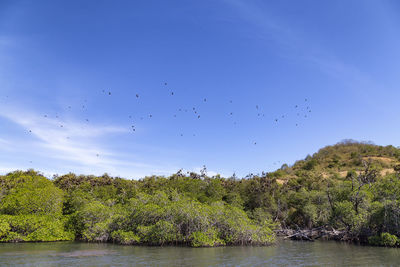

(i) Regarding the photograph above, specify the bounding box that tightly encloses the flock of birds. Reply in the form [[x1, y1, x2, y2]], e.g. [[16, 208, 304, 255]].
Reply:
[[2, 83, 312, 164]]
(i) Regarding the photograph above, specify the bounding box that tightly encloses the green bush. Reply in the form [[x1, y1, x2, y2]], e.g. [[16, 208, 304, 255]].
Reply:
[[111, 230, 140, 245], [0, 215, 74, 242], [190, 228, 224, 247], [137, 220, 178, 245], [381, 233, 398, 247], [0, 172, 64, 215], [368, 233, 398, 247]]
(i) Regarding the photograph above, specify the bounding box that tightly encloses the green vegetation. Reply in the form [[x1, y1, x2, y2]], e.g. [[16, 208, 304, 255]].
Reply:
[[1, 140, 400, 247]]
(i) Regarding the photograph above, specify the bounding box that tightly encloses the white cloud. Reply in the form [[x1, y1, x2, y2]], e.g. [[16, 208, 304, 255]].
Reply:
[[0, 106, 178, 178]]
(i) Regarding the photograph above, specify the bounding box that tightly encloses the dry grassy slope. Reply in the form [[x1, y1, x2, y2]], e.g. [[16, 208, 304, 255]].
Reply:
[[273, 142, 400, 183]]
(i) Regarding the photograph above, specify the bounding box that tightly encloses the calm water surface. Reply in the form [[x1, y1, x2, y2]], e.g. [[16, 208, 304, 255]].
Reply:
[[0, 240, 399, 266]]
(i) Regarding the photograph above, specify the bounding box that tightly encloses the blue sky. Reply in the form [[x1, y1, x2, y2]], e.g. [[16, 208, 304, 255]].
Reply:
[[1, 0, 400, 178]]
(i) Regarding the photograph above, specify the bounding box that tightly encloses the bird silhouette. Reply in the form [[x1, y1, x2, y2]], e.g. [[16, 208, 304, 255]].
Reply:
[[136, 94, 139, 98]]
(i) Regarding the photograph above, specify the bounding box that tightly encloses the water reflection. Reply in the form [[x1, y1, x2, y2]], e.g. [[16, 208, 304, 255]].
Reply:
[[0, 241, 399, 266]]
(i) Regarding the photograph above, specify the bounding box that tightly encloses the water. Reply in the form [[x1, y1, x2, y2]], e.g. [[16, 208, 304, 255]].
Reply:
[[0, 240, 399, 266]]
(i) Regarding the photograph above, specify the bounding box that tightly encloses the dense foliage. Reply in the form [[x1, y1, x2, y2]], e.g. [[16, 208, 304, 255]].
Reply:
[[1, 140, 400, 247]]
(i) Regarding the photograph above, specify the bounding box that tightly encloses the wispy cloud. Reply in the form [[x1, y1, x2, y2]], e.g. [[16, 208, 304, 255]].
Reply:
[[0, 105, 177, 178]]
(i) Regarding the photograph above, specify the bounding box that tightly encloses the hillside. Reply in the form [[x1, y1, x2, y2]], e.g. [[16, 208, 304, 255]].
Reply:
[[270, 140, 400, 184]]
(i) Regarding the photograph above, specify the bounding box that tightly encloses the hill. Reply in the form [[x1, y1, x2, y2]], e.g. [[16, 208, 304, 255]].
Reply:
[[270, 140, 400, 184]]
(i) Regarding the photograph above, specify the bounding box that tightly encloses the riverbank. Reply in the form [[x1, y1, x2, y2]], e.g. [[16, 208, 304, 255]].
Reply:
[[1, 142, 400, 248], [277, 228, 400, 248]]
